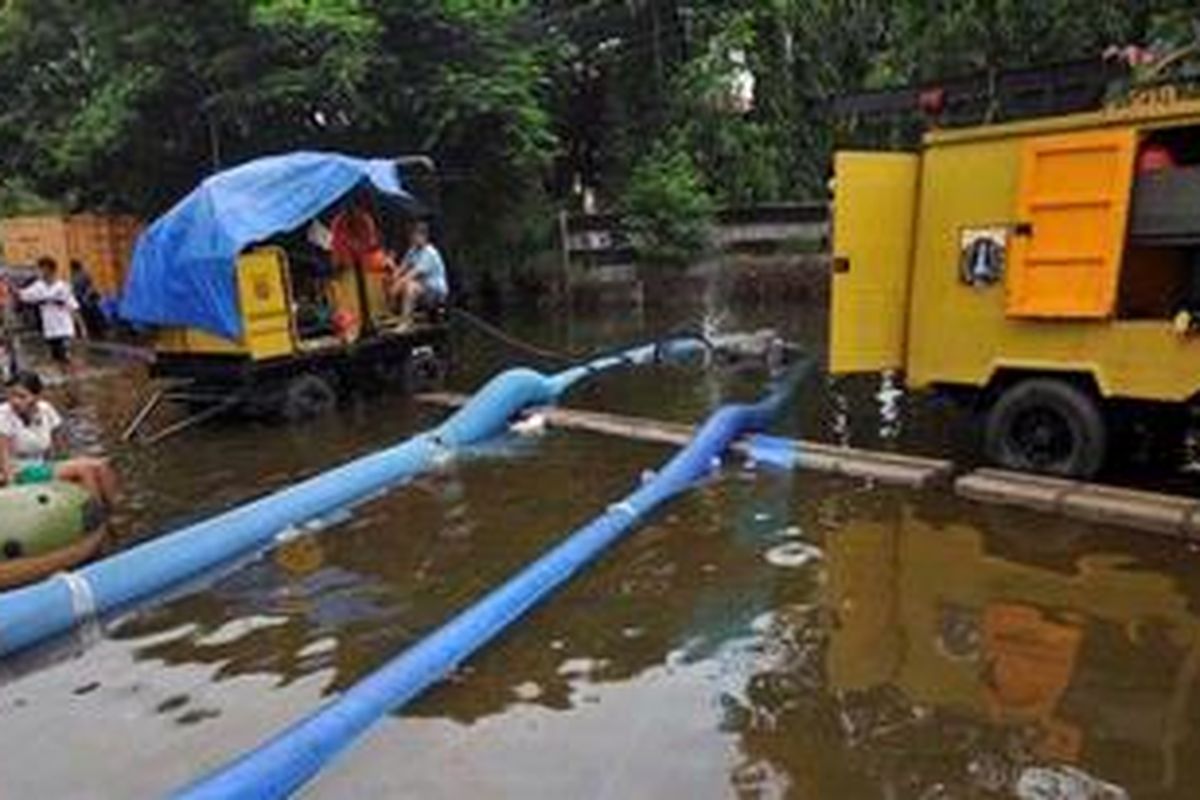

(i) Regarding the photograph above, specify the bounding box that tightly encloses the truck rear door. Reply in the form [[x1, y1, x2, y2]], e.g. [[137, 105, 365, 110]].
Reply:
[[830, 151, 920, 374]]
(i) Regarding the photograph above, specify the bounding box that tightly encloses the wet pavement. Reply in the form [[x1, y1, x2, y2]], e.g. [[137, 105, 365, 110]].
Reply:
[[1, 301, 1199, 798]]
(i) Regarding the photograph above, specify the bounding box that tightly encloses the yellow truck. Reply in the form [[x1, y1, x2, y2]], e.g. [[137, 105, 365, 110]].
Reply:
[[831, 87, 1200, 477]]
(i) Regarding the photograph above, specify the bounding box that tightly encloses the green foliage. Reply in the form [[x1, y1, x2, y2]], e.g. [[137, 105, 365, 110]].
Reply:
[[0, 0, 561, 278], [3, 0, 1200, 279], [0, 179, 59, 217], [620, 140, 714, 267], [664, 11, 787, 205]]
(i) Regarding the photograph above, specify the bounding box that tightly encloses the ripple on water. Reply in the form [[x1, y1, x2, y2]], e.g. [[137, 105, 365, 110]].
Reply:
[[193, 615, 290, 648]]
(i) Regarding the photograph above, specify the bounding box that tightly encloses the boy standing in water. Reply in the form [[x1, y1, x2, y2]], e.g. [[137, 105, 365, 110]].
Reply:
[[18, 256, 84, 376]]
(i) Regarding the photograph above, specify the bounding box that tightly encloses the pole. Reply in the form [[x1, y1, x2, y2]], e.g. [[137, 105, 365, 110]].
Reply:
[[0, 280, 21, 378], [558, 209, 572, 307], [207, 112, 222, 173]]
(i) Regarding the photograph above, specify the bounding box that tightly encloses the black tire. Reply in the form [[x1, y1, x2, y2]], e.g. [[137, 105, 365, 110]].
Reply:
[[984, 378, 1107, 478], [368, 357, 409, 391], [281, 373, 338, 422]]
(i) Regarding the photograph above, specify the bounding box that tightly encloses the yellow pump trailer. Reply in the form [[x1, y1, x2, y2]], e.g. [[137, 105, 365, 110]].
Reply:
[[122, 155, 450, 440], [831, 89, 1200, 477], [147, 245, 447, 424]]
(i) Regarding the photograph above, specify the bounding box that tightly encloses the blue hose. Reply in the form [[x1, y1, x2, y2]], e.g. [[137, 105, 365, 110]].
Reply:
[[175, 357, 813, 800], [0, 338, 708, 658]]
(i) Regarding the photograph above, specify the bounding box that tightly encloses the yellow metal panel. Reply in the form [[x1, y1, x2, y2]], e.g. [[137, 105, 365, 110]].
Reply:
[[364, 271, 389, 321], [1007, 129, 1136, 318], [153, 327, 189, 354], [154, 326, 244, 355], [236, 247, 295, 361], [906, 133, 1200, 402], [829, 151, 920, 374], [152, 247, 295, 360]]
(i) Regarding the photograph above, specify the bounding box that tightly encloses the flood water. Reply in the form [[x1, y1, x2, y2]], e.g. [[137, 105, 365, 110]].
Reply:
[[3, 299, 1200, 799]]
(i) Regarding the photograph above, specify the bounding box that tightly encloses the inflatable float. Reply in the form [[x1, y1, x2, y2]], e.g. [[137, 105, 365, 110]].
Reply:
[[0, 483, 107, 591]]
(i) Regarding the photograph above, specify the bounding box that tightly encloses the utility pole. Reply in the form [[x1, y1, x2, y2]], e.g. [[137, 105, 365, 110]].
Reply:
[[200, 96, 222, 173], [207, 114, 222, 173], [679, 5, 693, 62], [650, 1, 663, 104]]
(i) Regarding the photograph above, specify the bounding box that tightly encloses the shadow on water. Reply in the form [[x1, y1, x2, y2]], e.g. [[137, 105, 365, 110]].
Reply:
[[2, 299, 1200, 798]]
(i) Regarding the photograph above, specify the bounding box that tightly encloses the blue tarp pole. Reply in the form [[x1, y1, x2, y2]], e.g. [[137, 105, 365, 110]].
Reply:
[[0, 338, 707, 658], [175, 358, 812, 800]]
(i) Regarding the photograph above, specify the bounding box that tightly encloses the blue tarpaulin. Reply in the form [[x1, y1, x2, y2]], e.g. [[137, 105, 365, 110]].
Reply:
[[119, 152, 411, 339]]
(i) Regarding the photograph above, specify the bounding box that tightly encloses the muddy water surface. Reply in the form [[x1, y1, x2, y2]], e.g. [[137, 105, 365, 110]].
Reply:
[[1, 303, 1199, 799]]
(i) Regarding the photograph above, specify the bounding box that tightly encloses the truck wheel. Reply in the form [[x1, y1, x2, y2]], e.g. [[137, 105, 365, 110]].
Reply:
[[281, 373, 338, 422], [984, 378, 1106, 478]]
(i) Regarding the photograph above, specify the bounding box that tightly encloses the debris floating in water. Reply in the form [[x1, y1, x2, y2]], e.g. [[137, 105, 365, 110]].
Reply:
[[510, 413, 548, 436], [513, 681, 543, 701], [1015, 765, 1128, 800], [764, 541, 824, 569]]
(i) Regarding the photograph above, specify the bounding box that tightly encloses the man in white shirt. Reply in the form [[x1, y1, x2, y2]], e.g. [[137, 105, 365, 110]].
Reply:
[[18, 256, 83, 371]]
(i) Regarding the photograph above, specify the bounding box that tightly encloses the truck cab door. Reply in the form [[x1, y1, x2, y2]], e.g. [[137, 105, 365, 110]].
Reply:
[[830, 152, 920, 374]]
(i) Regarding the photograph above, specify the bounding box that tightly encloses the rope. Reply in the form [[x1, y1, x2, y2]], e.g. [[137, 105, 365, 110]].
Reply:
[[450, 307, 577, 365], [449, 306, 715, 369]]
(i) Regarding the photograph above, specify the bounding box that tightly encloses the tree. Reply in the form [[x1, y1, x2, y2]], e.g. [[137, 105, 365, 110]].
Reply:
[[2, 0, 1199, 277], [0, 0, 562, 275]]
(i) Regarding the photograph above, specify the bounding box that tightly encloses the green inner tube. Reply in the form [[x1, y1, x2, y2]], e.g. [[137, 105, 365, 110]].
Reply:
[[0, 482, 103, 561]]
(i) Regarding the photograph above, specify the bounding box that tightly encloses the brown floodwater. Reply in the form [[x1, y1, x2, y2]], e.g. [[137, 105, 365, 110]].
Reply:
[[2, 300, 1200, 799]]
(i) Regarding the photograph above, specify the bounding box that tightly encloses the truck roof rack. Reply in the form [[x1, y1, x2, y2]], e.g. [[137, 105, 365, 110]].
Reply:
[[834, 58, 1131, 130]]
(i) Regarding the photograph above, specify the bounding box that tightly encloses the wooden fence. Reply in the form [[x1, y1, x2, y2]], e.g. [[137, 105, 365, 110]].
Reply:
[[0, 214, 143, 295], [560, 202, 830, 288]]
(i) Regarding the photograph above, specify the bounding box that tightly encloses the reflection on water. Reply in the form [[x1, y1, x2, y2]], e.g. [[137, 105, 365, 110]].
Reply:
[[1, 304, 1199, 798], [734, 497, 1200, 799]]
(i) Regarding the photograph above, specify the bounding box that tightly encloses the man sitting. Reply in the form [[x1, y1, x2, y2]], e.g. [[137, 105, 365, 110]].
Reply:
[[386, 221, 448, 326]]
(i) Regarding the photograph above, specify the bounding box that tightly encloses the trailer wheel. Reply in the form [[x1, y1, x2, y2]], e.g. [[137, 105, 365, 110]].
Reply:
[[984, 378, 1106, 478], [408, 347, 447, 392], [281, 373, 338, 422], [367, 357, 409, 391]]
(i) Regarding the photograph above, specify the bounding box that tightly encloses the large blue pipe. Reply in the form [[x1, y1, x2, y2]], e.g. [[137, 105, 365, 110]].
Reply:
[[176, 358, 812, 800], [0, 338, 706, 658]]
